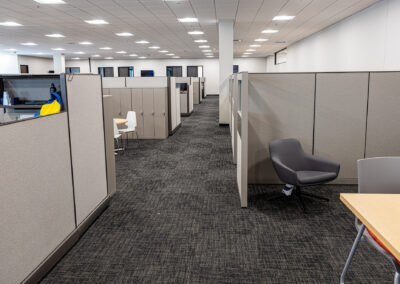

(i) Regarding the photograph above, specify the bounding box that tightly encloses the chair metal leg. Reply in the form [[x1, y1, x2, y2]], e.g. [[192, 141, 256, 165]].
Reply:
[[395, 272, 400, 284], [340, 224, 366, 284], [301, 191, 330, 202], [295, 188, 307, 213]]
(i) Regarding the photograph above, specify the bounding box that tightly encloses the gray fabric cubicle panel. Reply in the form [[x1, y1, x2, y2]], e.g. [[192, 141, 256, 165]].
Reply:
[[103, 95, 117, 196], [143, 88, 155, 139], [132, 88, 144, 138], [314, 73, 368, 183], [193, 82, 200, 104], [0, 114, 75, 284], [119, 88, 132, 138], [154, 88, 168, 139], [366, 72, 400, 157], [247, 73, 315, 184], [66, 75, 108, 225], [109, 88, 122, 118]]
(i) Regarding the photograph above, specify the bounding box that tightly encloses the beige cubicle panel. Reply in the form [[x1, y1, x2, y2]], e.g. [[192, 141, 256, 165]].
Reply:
[[168, 77, 181, 134], [193, 78, 200, 104], [314, 73, 369, 183], [66, 74, 108, 225], [247, 73, 315, 184], [154, 88, 169, 139], [132, 88, 144, 138], [103, 95, 117, 196], [0, 114, 75, 284], [366, 72, 400, 157], [231, 74, 238, 164], [143, 88, 155, 138]]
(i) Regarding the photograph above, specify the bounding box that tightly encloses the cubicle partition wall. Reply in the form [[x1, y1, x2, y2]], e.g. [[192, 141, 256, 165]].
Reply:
[[192, 77, 201, 104], [229, 74, 239, 164], [176, 77, 194, 116], [234, 71, 400, 207], [200, 77, 206, 99], [103, 77, 173, 139], [0, 74, 112, 283], [168, 77, 182, 134]]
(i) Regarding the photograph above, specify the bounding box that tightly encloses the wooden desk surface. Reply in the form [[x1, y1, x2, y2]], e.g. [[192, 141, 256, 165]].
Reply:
[[340, 193, 400, 260], [114, 118, 127, 125]]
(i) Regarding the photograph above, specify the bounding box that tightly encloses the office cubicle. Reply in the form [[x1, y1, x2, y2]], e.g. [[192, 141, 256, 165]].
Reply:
[[192, 77, 201, 104], [0, 74, 112, 283], [233, 71, 400, 207], [176, 77, 194, 116]]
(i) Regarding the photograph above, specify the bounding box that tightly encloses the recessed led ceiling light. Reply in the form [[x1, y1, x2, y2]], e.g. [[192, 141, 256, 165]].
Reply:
[[79, 41, 93, 45], [242, 55, 249, 57], [172, 56, 180, 58], [0, 21, 22, 26], [116, 51, 127, 54], [85, 19, 109, 25], [149, 46, 160, 49], [194, 39, 207, 43], [262, 29, 278, 34], [246, 49, 255, 52], [178, 17, 198, 23], [243, 52, 252, 55], [45, 33, 65, 38], [204, 53, 213, 56], [138, 56, 147, 59], [99, 47, 112, 50], [166, 53, 175, 56], [159, 50, 168, 53], [105, 57, 114, 59], [199, 45, 210, 48], [188, 31, 204, 35], [34, 0, 65, 4], [273, 15, 295, 21], [5, 48, 17, 51], [92, 54, 101, 57], [52, 47, 65, 51], [74, 51, 85, 54], [206, 56, 214, 58], [201, 50, 212, 52], [129, 54, 138, 57], [33, 52, 45, 55], [136, 40, 149, 44], [115, 32, 133, 37], [21, 42, 37, 46], [72, 57, 80, 60], [250, 44, 261, 47], [255, 38, 268, 42]]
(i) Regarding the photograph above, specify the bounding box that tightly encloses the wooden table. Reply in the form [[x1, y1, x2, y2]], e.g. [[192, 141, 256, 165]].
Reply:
[[114, 118, 127, 125], [340, 193, 400, 283]]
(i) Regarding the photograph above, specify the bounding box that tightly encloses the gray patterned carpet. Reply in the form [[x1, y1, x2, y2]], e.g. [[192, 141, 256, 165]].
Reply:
[[43, 96, 394, 283]]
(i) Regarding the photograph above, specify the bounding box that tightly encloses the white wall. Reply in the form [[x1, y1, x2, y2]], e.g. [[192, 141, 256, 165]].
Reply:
[[0, 54, 19, 74], [267, 0, 400, 73], [18, 56, 54, 74], [66, 57, 267, 95]]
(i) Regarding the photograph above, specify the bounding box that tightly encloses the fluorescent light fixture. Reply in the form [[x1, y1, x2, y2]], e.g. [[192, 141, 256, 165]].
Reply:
[[79, 41, 93, 45], [34, 0, 65, 4], [148, 46, 160, 49], [188, 30, 203, 35], [0, 21, 22, 26], [138, 56, 147, 59], [243, 52, 252, 55], [52, 47, 65, 51], [85, 19, 109, 25], [5, 48, 17, 51], [199, 45, 210, 48], [92, 54, 101, 57], [273, 15, 295, 21], [46, 33, 65, 38], [206, 56, 214, 58], [166, 53, 175, 56], [242, 55, 249, 57], [74, 51, 85, 54], [33, 52, 45, 55], [136, 40, 149, 44], [72, 57, 80, 60], [255, 38, 268, 42], [201, 50, 212, 52], [262, 29, 278, 34], [116, 51, 127, 54], [250, 44, 261, 47], [159, 50, 168, 53], [21, 42, 37, 46], [99, 47, 112, 50], [204, 53, 213, 56], [129, 54, 138, 57], [194, 39, 207, 43], [178, 17, 198, 23], [105, 57, 114, 59], [115, 32, 133, 37], [172, 56, 180, 58], [246, 49, 255, 52]]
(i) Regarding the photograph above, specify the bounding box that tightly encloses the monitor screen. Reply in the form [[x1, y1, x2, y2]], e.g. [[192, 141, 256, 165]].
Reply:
[[141, 70, 154, 77]]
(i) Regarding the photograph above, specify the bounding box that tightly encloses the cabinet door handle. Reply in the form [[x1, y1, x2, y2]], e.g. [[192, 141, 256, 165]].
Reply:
[[152, 112, 154, 115], [163, 112, 165, 116]]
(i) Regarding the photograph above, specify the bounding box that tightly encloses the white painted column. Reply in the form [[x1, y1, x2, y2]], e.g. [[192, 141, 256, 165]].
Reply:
[[218, 19, 233, 124], [53, 53, 65, 74]]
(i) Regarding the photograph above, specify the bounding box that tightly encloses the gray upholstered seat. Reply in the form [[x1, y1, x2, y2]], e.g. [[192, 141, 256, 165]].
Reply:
[[269, 138, 340, 212]]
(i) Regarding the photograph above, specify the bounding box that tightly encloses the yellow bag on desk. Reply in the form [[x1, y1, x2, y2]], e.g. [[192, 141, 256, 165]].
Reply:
[[35, 93, 63, 117]]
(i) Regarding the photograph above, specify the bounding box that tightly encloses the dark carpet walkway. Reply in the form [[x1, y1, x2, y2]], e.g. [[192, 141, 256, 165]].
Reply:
[[43, 96, 393, 283]]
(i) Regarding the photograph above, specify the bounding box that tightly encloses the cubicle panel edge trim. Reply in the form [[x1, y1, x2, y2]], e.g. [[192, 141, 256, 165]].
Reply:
[[100, 75, 110, 196]]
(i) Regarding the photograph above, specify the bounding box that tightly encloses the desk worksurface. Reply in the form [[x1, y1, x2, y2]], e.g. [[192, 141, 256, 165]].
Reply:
[[340, 193, 400, 260], [114, 118, 128, 125]]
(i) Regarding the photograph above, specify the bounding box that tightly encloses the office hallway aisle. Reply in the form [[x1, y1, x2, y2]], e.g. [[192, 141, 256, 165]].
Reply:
[[43, 96, 393, 283]]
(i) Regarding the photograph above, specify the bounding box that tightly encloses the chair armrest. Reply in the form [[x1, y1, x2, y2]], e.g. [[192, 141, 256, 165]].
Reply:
[[304, 153, 340, 174], [271, 158, 298, 185]]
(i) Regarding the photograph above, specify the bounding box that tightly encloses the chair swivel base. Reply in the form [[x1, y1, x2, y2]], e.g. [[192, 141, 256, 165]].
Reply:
[[267, 186, 329, 213]]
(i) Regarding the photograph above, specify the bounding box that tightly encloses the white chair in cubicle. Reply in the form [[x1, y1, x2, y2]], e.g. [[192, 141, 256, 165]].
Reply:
[[113, 119, 124, 155], [119, 111, 140, 149], [341, 157, 400, 284]]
